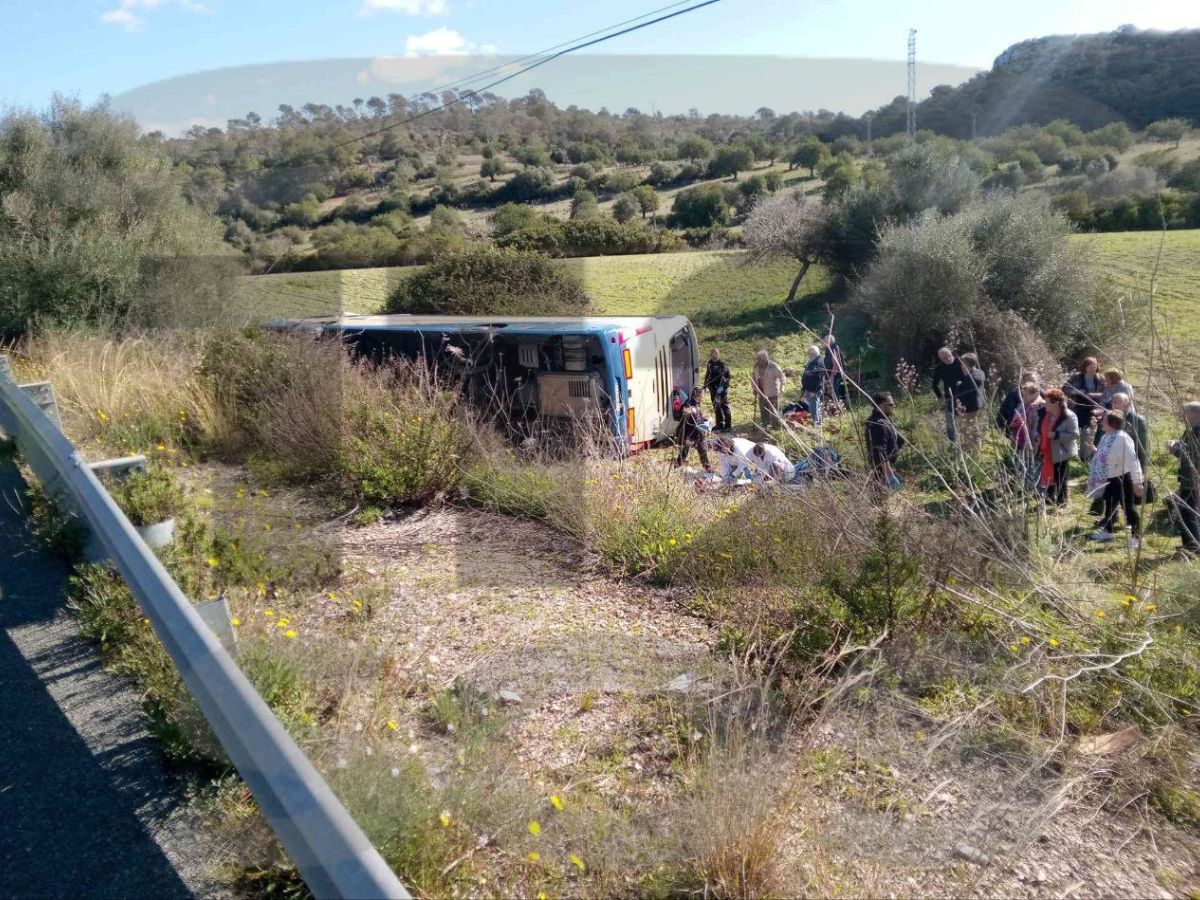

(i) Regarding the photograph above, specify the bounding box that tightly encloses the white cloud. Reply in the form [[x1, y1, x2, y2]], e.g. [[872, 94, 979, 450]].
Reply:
[[361, 0, 450, 16], [100, 0, 209, 32], [404, 27, 490, 56]]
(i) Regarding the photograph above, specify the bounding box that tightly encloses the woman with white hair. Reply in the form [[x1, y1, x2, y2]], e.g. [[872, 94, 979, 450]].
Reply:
[[751, 350, 786, 428], [801, 344, 828, 425], [1087, 410, 1144, 547]]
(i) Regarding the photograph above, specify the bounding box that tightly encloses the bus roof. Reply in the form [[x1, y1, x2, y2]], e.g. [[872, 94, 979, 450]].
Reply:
[[287, 313, 691, 337]]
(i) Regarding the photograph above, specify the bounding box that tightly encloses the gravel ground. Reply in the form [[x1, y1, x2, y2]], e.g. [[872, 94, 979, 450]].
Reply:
[[0, 460, 223, 900]]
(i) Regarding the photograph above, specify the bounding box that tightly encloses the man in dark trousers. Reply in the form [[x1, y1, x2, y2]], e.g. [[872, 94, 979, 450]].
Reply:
[[1167, 401, 1200, 557], [703, 349, 732, 432], [932, 347, 971, 444], [673, 387, 712, 471], [866, 391, 906, 491]]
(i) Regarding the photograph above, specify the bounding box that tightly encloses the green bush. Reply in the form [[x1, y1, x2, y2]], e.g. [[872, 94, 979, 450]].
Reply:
[[385, 246, 589, 317], [669, 185, 729, 228], [106, 467, 184, 527], [497, 218, 682, 258], [337, 381, 469, 507]]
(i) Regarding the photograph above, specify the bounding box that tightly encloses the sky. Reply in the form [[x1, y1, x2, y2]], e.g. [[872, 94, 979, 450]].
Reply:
[[2, 0, 1198, 131]]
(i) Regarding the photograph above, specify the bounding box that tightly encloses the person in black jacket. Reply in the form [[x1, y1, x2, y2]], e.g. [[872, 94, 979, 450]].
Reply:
[[933, 347, 980, 445], [702, 349, 732, 432], [995, 371, 1040, 431], [672, 387, 712, 470], [1064, 356, 1105, 460], [801, 345, 828, 425], [866, 392, 905, 490]]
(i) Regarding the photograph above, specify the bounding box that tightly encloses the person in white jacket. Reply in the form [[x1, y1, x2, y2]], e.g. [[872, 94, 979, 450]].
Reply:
[[711, 436, 757, 481], [749, 441, 794, 482], [1087, 410, 1145, 547]]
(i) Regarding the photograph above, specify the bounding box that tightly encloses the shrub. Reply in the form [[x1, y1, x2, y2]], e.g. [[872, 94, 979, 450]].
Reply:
[[498, 218, 682, 257], [107, 467, 185, 526], [493, 166, 560, 203], [855, 192, 1108, 363], [669, 185, 729, 228], [386, 246, 589, 317], [202, 328, 345, 471], [337, 366, 470, 507], [0, 99, 233, 337]]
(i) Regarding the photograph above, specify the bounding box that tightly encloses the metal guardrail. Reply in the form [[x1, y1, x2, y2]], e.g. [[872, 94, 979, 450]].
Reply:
[[0, 367, 409, 900]]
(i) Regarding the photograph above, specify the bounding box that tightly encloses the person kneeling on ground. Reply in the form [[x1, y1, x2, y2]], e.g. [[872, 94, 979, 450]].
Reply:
[[673, 387, 712, 471], [711, 435, 757, 481], [1087, 410, 1144, 548], [749, 441, 793, 483], [1167, 401, 1200, 557], [865, 391, 905, 491]]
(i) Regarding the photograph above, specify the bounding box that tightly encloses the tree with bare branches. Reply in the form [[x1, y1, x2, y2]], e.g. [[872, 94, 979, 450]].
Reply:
[[743, 192, 831, 302]]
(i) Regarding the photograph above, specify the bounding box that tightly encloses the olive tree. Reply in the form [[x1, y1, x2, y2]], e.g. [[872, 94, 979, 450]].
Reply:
[[743, 192, 831, 302], [0, 97, 231, 336]]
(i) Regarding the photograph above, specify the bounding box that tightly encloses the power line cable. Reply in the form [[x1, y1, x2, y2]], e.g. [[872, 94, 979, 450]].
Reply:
[[370, 0, 700, 111], [263, 0, 723, 172]]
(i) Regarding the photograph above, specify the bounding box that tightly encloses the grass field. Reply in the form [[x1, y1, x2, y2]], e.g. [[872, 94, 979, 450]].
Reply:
[[236, 250, 827, 366], [1081, 228, 1200, 397], [237, 228, 1199, 386]]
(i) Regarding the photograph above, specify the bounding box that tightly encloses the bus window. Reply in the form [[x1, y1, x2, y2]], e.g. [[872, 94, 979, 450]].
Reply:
[[670, 330, 693, 393]]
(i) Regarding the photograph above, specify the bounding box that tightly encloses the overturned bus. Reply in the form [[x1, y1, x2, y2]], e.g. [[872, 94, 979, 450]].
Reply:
[[289, 314, 701, 452]]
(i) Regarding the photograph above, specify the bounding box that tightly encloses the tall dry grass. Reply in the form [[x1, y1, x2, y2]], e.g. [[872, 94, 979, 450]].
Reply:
[[17, 329, 217, 450]]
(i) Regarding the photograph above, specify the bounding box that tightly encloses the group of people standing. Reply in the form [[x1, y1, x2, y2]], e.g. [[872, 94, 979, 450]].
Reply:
[[745, 337, 845, 429], [674, 340, 1200, 558], [998, 356, 1200, 554]]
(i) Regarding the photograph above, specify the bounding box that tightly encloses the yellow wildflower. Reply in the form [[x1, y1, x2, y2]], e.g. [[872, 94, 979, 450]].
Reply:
[[1144, 603, 1156, 612], [284, 629, 297, 639], [206, 556, 220, 568], [1095, 609, 1106, 618], [439, 812, 452, 828], [668, 538, 677, 546], [263, 523, 272, 531], [568, 853, 585, 872], [528, 820, 541, 837], [1019, 636, 1031, 645], [264, 609, 275, 617], [527, 851, 540, 863], [155, 444, 167, 451], [142, 617, 151, 626], [915, 730, 925, 741], [1048, 637, 1059, 647], [1009, 644, 1019, 652], [327, 592, 338, 600], [97, 409, 109, 421], [276, 618, 289, 628], [386, 720, 398, 731], [231, 617, 242, 627], [550, 795, 564, 811]]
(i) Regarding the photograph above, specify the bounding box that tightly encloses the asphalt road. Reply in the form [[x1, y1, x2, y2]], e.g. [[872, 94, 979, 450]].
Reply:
[[0, 459, 218, 900]]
